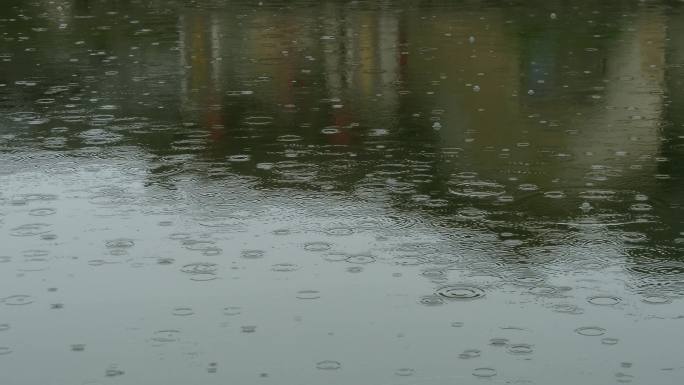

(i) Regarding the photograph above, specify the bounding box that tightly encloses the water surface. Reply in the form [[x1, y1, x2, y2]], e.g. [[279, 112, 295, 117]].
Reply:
[[1, 1, 684, 384]]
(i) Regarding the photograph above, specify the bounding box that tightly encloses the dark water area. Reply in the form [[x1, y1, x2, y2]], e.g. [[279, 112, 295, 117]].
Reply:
[[1, 0, 684, 384]]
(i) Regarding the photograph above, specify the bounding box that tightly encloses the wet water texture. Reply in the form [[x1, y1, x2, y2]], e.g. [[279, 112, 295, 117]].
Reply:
[[1, 0, 684, 384]]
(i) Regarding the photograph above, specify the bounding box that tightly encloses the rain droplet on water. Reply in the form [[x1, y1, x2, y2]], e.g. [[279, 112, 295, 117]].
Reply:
[[507, 343, 534, 355], [223, 306, 242, 316], [71, 344, 86, 352], [436, 285, 486, 300], [575, 326, 606, 337], [395, 368, 415, 376], [271, 263, 299, 272], [151, 330, 180, 343], [459, 349, 481, 359], [472, 367, 497, 377], [296, 290, 321, 300], [172, 307, 194, 316], [419, 295, 446, 306], [641, 295, 672, 305], [345, 255, 376, 264], [3, 295, 35, 306], [587, 295, 622, 306], [316, 360, 341, 370], [105, 366, 125, 377], [304, 242, 332, 252], [241, 249, 265, 259]]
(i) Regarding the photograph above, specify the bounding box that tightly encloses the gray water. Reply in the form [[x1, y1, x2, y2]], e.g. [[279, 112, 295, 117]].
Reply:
[[1, 0, 684, 384]]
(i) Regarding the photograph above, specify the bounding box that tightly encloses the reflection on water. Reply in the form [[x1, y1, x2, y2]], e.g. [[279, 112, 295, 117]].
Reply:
[[1, 1, 684, 384]]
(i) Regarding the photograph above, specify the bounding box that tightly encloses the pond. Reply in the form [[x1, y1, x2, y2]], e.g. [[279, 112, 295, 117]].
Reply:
[[1, 1, 684, 384]]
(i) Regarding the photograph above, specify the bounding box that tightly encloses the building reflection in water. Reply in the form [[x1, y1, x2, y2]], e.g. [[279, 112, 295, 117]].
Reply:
[[0, 0, 682, 289]]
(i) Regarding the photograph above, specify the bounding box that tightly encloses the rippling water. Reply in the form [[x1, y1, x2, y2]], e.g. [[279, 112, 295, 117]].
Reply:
[[1, 0, 684, 384]]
